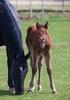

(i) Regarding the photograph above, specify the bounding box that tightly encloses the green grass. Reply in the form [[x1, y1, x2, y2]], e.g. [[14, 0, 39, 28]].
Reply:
[[0, 14, 70, 100]]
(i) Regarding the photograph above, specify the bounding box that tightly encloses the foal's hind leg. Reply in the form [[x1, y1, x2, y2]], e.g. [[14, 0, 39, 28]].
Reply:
[[29, 52, 38, 93], [45, 50, 57, 94], [38, 56, 43, 91]]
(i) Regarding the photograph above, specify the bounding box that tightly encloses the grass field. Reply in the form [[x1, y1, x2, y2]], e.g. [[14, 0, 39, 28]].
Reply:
[[0, 14, 70, 100]]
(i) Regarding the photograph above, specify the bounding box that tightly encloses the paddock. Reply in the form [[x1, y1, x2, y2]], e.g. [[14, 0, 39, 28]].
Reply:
[[0, 13, 70, 100]]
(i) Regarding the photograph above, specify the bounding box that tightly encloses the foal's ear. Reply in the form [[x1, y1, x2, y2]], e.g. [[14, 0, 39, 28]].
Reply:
[[44, 21, 48, 29], [36, 22, 40, 29]]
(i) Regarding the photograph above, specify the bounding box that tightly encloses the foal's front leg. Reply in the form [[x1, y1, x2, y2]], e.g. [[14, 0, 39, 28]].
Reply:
[[29, 53, 38, 93], [38, 56, 42, 91], [45, 51, 57, 94]]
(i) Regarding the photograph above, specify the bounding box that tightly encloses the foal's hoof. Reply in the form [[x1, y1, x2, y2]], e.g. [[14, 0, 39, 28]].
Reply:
[[28, 90, 33, 93], [38, 86, 42, 91], [52, 90, 57, 95], [28, 87, 35, 93], [28, 88, 35, 93]]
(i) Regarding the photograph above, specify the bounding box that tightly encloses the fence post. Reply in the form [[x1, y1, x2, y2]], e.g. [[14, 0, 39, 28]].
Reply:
[[62, 0, 64, 13], [15, 0, 18, 10], [30, 0, 32, 18], [41, 0, 44, 18], [41, 0, 45, 23]]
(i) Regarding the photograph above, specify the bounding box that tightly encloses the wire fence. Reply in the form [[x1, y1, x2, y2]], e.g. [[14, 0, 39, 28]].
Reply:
[[10, 0, 70, 18]]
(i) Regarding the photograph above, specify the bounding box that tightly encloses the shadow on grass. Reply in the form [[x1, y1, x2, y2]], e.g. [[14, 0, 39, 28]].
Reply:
[[0, 89, 29, 96], [0, 89, 14, 96]]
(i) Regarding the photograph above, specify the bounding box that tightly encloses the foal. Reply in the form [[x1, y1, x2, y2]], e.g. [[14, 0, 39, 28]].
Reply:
[[26, 22, 57, 94]]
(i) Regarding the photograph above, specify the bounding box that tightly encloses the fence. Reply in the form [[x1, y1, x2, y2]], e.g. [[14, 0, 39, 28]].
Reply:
[[10, 0, 70, 18]]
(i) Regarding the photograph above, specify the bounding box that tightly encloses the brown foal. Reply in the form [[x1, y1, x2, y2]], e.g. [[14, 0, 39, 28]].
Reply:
[[26, 22, 57, 94]]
